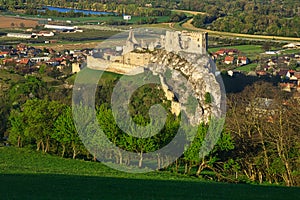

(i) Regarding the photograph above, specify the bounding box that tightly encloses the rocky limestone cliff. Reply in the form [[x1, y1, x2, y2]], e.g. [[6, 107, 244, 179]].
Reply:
[[147, 49, 223, 125]]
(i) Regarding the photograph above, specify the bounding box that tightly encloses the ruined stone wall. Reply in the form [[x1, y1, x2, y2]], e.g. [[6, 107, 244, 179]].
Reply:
[[123, 52, 151, 66], [87, 56, 144, 75], [163, 31, 208, 54]]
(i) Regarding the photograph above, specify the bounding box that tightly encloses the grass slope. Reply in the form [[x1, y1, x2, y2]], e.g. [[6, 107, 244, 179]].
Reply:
[[0, 147, 299, 200]]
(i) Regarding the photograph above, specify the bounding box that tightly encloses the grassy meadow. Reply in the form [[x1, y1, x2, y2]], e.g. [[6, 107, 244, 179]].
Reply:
[[209, 45, 264, 60], [0, 147, 299, 200], [236, 63, 258, 72]]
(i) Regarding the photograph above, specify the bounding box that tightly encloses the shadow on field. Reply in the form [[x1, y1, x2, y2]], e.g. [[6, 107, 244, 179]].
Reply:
[[222, 73, 281, 93], [0, 174, 299, 200]]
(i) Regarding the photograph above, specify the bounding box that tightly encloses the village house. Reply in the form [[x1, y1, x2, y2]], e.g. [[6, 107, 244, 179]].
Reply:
[[123, 15, 132, 20], [215, 49, 239, 56], [34, 31, 55, 37], [278, 69, 289, 78], [17, 58, 34, 67], [224, 56, 235, 64], [7, 33, 35, 39], [215, 49, 226, 56], [30, 57, 51, 63], [16, 44, 27, 52], [3, 58, 14, 64], [226, 49, 239, 55], [267, 59, 277, 67], [263, 65, 275, 72], [72, 62, 81, 73], [46, 57, 65, 67], [211, 53, 218, 60], [237, 56, 249, 66], [256, 70, 268, 76], [0, 51, 9, 58]]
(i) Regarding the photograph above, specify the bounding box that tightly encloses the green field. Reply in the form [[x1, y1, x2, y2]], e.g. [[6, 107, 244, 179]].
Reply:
[[5, 13, 170, 25], [281, 49, 300, 54], [209, 45, 264, 60], [0, 147, 299, 200], [236, 63, 258, 72]]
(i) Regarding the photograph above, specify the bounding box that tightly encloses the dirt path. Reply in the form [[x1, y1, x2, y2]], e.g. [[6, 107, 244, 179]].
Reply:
[[33, 41, 102, 51], [172, 9, 206, 16], [182, 19, 300, 42]]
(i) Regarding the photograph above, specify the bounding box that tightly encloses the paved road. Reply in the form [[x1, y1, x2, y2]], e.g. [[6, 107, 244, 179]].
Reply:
[[181, 19, 300, 42]]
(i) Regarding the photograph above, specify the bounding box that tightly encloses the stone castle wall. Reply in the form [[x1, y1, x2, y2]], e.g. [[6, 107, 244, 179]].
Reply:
[[122, 52, 151, 66], [163, 31, 208, 54], [87, 56, 144, 75]]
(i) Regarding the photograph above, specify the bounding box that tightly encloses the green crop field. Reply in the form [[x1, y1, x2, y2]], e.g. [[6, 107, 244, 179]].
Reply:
[[0, 147, 299, 200]]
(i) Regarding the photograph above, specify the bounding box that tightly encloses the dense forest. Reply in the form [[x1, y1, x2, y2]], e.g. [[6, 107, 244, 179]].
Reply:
[[191, 0, 300, 37], [0, 67, 299, 186]]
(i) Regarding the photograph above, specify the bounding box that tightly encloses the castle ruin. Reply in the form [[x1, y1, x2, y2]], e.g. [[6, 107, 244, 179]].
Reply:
[[123, 29, 208, 55]]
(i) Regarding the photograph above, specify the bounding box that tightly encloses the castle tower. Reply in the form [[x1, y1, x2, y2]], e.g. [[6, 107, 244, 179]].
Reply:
[[127, 29, 139, 44], [123, 29, 139, 54]]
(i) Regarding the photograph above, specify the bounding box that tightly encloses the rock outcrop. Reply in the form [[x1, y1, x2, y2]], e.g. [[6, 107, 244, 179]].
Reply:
[[147, 49, 222, 125]]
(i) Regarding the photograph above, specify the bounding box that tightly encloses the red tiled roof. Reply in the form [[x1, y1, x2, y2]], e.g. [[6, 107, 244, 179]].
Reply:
[[19, 58, 29, 64], [224, 56, 234, 62], [238, 56, 248, 61], [3, 58, 14, 63], [0, 51, 9, 55], [256, 70, 267, 76], [289, 70, 296, 74], [48, 57, 64, 62], [216, 50, 225, 54]]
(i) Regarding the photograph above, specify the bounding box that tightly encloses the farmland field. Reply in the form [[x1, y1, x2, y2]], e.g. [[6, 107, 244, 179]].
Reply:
[[0, 147, 299, 200], [0, 16, 38, 28], [2, 13, 170, 25]]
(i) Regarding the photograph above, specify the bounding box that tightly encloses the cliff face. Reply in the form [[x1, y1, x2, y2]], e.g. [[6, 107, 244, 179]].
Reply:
[[148, 49, 223, 125]]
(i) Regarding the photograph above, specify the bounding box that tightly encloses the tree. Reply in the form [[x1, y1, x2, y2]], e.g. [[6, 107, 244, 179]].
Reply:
[[184, 123, 234, 178], [123, 114, 158, 168], [8, 110, 25, 147], [53, 106, 78, 158], [226, 82, 299, 186], [96, 104, 123, 164], [19, 22, 25, 28], [21, 99, 65, 152]]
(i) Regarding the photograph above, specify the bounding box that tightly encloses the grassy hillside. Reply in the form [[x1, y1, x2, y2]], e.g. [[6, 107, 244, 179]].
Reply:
[[0, 147, 299, 200]]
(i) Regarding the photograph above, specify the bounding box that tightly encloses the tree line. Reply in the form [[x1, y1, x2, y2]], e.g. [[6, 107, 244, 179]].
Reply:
[[189, 0, 300, 37], [3, 0, 299, 36], [1, 69, 299, 186]]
